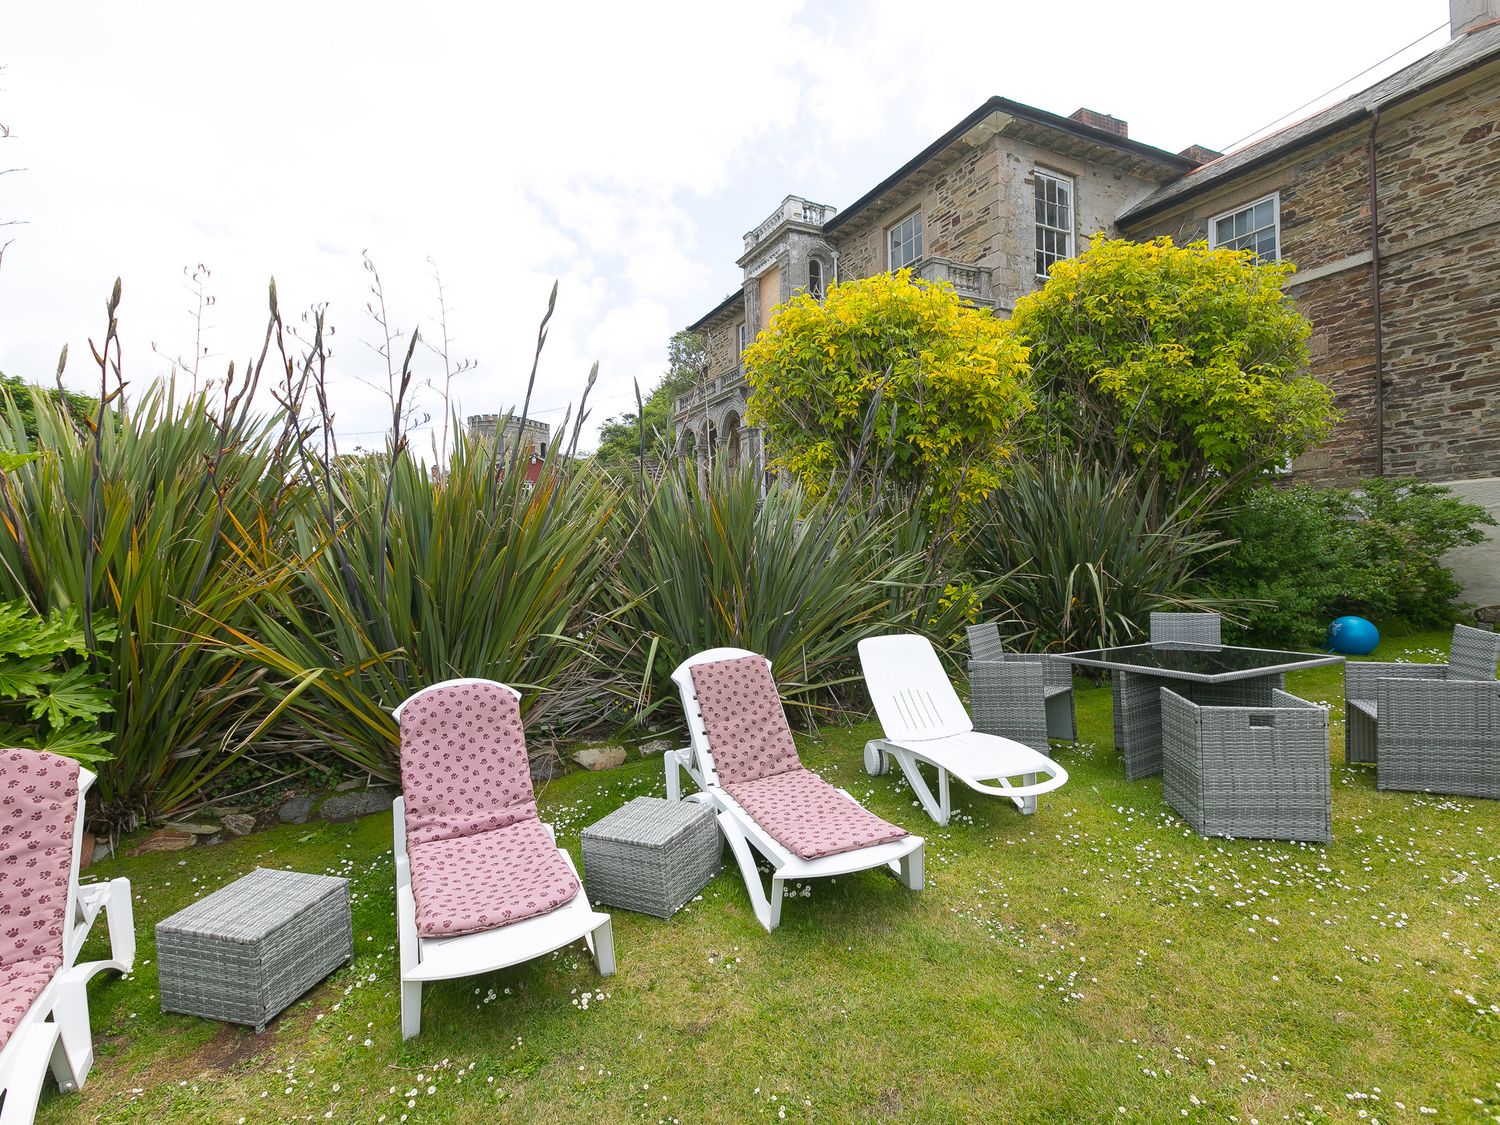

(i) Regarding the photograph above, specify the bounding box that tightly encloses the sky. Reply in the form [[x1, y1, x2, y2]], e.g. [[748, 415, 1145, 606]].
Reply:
[[0, 0, 1455, 456]]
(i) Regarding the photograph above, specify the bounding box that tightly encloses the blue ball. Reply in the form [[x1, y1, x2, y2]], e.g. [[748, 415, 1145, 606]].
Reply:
[[1328, 615, 1379, 655]]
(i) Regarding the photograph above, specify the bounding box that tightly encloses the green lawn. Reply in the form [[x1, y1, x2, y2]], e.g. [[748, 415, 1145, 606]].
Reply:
[[41, 630, 1499, 1123]]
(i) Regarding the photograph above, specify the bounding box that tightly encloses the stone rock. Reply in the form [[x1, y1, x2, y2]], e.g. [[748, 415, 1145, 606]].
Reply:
[[638, 739, 673, 758], [529, 754, 566, 782], [318, 786, 398, 823], [164, 819, 222, 837], [130, 829, 196, 855], [334, 778, 365, 792], [571, 745, 627, 771], [1474, 605, 1500, 626], [220, 812, 257, 837], [277, 794, 317, 825]]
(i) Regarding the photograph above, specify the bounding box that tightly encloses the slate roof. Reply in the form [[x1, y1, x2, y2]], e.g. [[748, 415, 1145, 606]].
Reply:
[[1119, 20, 1500, 225]]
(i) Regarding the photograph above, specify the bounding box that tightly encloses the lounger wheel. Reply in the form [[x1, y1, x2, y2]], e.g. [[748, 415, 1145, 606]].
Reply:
[[863, 740, 890, 776]]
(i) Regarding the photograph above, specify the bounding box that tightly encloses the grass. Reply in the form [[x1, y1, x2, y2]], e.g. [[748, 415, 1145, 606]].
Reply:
[[40, 629, 1499, 1123]]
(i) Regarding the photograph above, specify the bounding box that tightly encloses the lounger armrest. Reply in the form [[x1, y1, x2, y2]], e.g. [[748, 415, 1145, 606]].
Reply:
[[1345, 661, 1447, 698]]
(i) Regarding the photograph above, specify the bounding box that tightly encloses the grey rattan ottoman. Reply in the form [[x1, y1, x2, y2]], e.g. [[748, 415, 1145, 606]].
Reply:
[[156, 867, 353, 1031], [582, 797, 721, 918]]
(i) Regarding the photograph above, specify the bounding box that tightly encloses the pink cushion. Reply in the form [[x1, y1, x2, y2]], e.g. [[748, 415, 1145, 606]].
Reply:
[[399, 683, 538, 846], [407, 816, 579, 938], [724, 768, 908, 861], [0, 957, 58, 1051], [0, 749, 79, 969], [689, 655, 802, 785]]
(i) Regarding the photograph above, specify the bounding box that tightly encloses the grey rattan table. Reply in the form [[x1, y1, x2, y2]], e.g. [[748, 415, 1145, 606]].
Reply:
[[582, 796, 721, 918], [1060, 643, 1343, 781], [156, 867, 353, 1031]]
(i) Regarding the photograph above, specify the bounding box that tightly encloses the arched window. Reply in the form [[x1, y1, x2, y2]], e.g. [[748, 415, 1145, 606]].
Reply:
[[808, 258, 825, 300]]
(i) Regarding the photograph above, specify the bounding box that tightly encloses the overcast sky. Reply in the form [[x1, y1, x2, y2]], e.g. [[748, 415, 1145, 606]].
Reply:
[[1, 0, 1453, 455]]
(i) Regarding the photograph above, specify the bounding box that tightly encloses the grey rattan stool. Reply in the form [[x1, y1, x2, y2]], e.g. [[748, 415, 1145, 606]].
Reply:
[[1161, 687, 1331, 843], [156, 867, 353, 1031], [582, 797, 721, 918]]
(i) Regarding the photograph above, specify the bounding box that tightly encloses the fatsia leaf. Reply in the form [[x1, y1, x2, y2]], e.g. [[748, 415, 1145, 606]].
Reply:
[[24, 663, 115, 728]]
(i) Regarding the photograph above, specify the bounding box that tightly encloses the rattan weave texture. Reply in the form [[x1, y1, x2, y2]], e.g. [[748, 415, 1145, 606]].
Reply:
[[1162, 687, 1331, 843], [581, 797, 721, 918], [156, 867, 352, 1031]]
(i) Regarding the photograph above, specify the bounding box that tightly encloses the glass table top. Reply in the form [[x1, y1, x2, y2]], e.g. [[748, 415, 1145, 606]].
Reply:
[[1057, 643, 1344, 682]]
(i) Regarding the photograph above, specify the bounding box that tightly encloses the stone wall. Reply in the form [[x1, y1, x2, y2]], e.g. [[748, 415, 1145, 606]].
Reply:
[[1123, 61, 1500, 489], [702, 315, 743, 381]]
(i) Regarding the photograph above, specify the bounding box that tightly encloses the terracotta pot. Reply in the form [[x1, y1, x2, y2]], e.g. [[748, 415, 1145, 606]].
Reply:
[[79, 833, 97, 870]]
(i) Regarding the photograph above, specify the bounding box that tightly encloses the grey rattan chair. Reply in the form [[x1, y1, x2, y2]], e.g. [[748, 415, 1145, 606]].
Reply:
[[1149, 612, 1222, 646], [1161, 687, 1331, 843], [966, 623, 1076, 754], [1344, 623, 1500, 799]]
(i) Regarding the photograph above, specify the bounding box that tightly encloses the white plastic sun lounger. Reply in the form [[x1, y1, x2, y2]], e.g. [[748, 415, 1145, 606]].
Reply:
[[0, 751, 134, 1123], [859, 634, 1069, 827], [664, 648, 924, 933], [392, 679, 614, 1040]]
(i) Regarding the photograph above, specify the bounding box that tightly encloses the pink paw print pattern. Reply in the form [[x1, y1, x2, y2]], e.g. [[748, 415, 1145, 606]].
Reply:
[[399, 682, 540, 846], [398, 683, 578, 938], [0, 748, 79, 1049], [688, 655, 802, 785], [723, 768, 907, 861]]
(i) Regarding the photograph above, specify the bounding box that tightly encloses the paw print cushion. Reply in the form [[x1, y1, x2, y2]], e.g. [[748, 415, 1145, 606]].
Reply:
[[688, 655, 802, 785], [724, 767, 907, 861], [0, 748, 80, 1048], [406, 818, 579, 937], [399, 683, 539, 846]]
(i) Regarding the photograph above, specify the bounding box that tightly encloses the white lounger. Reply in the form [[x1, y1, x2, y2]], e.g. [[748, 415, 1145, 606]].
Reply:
[[392, 679, 614, 1040], [0, 751, 134, 1123], [665, 648, 924, 933], [858, 634, 1069, 826]]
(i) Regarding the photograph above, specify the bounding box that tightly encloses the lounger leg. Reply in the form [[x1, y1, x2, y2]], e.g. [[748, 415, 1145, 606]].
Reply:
[[664, 751, 682, 801], [892, 750, 949, 827], [716, 811, 781, 932], [1017, 773, 1038, 816], [49, 975, 93, 1092], [587, 917, 616, 976], [938, 768, 951, 824], [897, 846, 924, 891], [401, 979, 423, 1041], [104, 878, 136, 972]]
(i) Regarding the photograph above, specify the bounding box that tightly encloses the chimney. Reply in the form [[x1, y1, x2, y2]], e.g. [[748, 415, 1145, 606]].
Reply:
[[1068, 107, 1128, 139], [1451, 0, 1500, 35], [1178, 144, 1223, 165]]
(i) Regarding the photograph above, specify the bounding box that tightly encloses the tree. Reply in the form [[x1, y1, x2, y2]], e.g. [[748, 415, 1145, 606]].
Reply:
[[0, 372, 96, 440], [1009, 235, 1336, 491], [742, 270, 1032, 520], [593, 330, 704, 466]]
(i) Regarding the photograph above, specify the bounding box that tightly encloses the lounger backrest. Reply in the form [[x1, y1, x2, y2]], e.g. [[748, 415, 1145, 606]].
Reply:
[[686, 654, 802, 786], [858, 634, 974, 742], [1448, 623, 1500, 682], [966, 623, 1006, 662], [396, 680, 538, 847], [0, 748, 80, 968]]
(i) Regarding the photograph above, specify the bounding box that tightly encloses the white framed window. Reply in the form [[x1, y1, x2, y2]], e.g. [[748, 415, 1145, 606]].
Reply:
[[1034, 170, 1074, 278], [888, 211, 922, 270], [1210, 193, 1280, 260], [736, 322, 747, 355], [807, 258, 825, 299]]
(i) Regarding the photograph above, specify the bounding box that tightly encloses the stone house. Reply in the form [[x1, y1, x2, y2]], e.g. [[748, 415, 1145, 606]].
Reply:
[[678, 101, 1203, 473], [679, 1, 1500, 606]]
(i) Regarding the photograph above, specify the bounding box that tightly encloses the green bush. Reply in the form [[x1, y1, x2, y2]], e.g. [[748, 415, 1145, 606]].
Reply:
[[0, 600, 115, 763], [968, 459, 1227, 652], [1205, 478, 1495, 647], [599, 463, 973, 727]]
